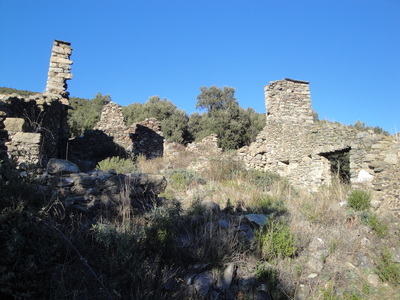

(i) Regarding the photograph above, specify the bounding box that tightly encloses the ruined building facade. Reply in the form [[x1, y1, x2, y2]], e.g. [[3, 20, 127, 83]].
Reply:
[[0, 40, 72, 166], [238, 79, 399, 215]]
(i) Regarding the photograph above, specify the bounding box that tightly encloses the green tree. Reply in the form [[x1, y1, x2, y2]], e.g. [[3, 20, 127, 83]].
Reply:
[[68, 92, 111, 137], [122, 96, 190, 144], [193, 86, 265, 150], [196, 85, 236, 113]]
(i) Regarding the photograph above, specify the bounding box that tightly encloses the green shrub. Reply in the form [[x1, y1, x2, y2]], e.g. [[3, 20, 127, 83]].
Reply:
[[96, 156, 137, 174], [249, 194, 287, 215], [166, 169, 206, 189], [348, 190, 371, 211], [366, 214, 388, 237], [246, 169, 281, 191], [256, 262, 277, 290], [375, 248, 400, 285], [360, 211, 388, 237], [258, 218, 296, 261]]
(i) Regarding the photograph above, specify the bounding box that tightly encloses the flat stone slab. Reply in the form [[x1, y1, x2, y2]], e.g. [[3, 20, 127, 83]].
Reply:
[[47, 158, 80, 175], [243, 214, 270, 227]]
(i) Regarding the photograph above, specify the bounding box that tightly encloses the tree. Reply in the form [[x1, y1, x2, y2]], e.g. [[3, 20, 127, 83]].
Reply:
[[196, 86, 237, 113], [122, 96, 190, 144], [193, 85, 263, 150], [67, 93, 111, 137]]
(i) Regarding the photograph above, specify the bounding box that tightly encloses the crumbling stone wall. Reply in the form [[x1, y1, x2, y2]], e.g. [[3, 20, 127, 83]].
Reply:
[[0, 40, 72, 166], [0, 93, 69, 166], [94, 102, 164, 158], [69, 102, 165, 169], [238, 78, 399, 215]]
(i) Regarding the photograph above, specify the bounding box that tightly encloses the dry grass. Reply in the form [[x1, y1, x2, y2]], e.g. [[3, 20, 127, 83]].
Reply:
[[124, 146, 400, 298]]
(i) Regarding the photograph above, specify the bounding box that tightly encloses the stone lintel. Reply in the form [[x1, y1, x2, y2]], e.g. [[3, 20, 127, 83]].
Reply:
[[283, 78, 310, 84], [54, 39, 71, 46]]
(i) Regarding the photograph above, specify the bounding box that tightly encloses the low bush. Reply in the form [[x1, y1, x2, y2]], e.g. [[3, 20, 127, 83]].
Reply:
[[166, 169, 207, 189], [348, 189, 371, 211], [258, 218, 296, 261], [360, 211, 388, 237], [375, 248, 400, 286], [248, 194, 287, 215], [96, 156, 137, 174]]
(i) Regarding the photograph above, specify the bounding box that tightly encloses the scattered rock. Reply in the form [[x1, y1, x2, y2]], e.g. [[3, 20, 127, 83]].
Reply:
[[217, 263, 237, 290], [193, 272, 213, 299], [200, 200, 220, 215], [47, 158, 80, 175], [243, 214, 270, 227]]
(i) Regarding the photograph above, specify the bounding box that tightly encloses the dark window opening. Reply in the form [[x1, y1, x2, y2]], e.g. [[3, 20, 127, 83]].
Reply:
[[319, 148, 351, 183]]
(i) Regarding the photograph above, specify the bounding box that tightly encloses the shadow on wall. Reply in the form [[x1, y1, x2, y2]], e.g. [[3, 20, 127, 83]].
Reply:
[[67, 130, 129, 172], [130, 124, 164, 159], [67, 125, 164, 172]]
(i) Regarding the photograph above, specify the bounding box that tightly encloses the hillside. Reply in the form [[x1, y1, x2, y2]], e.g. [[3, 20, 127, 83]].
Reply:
[[1, 140, 399, 299]]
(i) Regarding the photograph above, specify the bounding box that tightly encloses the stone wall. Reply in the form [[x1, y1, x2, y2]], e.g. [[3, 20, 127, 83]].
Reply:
[[0, 93, 69, 166], [0, 40, 72, 167], [238, 78, 399, 216], [69, 102, 165, 169]]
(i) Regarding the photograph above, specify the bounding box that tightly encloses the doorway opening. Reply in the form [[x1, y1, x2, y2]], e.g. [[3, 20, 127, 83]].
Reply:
[[319, 147, 351, 183]]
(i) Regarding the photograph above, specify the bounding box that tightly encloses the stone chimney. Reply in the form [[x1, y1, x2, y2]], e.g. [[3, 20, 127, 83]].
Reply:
[[264, 78, 313, 126], [45, 40, 73, 105]]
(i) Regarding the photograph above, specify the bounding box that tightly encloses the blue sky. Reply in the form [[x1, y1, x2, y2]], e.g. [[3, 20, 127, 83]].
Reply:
[[1, 0, 399, 133]]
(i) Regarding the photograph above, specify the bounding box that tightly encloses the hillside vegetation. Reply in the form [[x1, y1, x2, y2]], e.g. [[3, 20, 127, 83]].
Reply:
[[1, 147, 399, 299]]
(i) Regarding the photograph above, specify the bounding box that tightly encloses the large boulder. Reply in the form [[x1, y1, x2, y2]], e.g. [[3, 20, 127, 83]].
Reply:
[[47, 158, 80, 175]]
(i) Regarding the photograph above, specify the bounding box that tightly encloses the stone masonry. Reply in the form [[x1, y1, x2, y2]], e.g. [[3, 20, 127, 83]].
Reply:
[[238, 78, 399, 215], [94, 102, 164, 158], [0, 40, 72, 166], [45, 40, 73, 105]]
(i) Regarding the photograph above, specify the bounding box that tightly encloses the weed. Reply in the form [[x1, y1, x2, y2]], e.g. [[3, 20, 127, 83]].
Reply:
[[375, 248, 400, 285], [258, 218, 297, 261], [366, 213, 388, 237], [248, 194, 287, 215], [245, 169, 282, 191], [329, 239, 338, 254], [166, 169, 206, 189], [320, 281, 339, 300], [256, 262, 277, 290], [360, 211, 388, 237], [347, 189, 371, 211], [96, 156, 137, 174]]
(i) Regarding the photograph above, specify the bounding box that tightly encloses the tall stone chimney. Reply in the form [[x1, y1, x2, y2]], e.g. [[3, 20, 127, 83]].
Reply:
[[264, 78, 313, 126], [45, 40, 73, 105]]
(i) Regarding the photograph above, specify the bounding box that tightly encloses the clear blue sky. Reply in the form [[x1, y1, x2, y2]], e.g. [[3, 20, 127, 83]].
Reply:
[[1, 0, 399, 133]]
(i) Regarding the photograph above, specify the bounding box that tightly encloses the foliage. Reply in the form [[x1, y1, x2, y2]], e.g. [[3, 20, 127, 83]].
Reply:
[[248, 194, 287, 215], [360, 211, 388, 237], [256, 262, 277, 290], [165, 169, 207, 189], [350, 120, 390, 136], [245, 169, 282, 191], [205, 157, 246, 182], [68, 92, 111, 137], [96, 156, 137, 174], [258, 218, 296, 261], [0, 87, 38, 97], [347, 189, 371, 211], [375, 248, 400, 286], [122, 96, 191, 144], [192, 85, 265, 150]]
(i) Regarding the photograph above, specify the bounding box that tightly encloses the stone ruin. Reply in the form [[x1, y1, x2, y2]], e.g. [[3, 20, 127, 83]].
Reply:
[[238, 78, 400, 215], [0, 40, 165, 170], [0, 40, 72, 166], [68, 102, 165, 170], [0, 40, 168, 216]]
